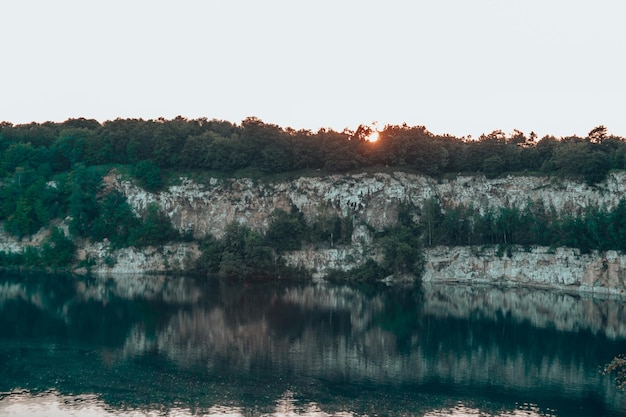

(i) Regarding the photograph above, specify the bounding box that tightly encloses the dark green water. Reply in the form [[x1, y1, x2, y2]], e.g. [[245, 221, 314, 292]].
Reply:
[[0, 271, 625, 416]]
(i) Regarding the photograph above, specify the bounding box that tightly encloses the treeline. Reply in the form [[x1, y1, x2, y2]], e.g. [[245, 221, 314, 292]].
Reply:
[[420, 198, 626, 254], [0, 118, 623, 184]]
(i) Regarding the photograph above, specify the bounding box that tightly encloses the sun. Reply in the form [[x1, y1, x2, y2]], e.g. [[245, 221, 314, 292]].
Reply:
[[366, 130, 379, 142]]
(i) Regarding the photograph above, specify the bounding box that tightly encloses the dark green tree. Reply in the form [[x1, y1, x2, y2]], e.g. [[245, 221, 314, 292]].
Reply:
[[40, 227, 76, 267], [483, 155, 506, 178], [420, 198, 443, 247], [218, 223, 275, 279], [130, 203, 178, 247], [265, 208, 307, 252], [90, 190, 140, 247], [380, 225, 423, 275], [67, 164, 101, 237], [133, 160, 163, 191]]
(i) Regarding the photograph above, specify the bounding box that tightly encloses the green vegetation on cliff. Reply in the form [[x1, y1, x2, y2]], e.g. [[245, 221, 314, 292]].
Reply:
[[420, 197, 626, 254], [1, 118, 626, 278]]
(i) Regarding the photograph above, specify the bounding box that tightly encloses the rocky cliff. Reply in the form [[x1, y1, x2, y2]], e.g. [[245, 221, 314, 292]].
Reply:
[[110, 170, 626, 293], [3, 171, 626, 294], [111, 171, 626, 239]]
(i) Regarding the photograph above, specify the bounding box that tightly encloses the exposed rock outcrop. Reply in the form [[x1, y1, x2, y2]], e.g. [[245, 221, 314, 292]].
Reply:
[[75, 241, 201, 275], [3, 171, 626, 294], [111, 171, 626, 239]]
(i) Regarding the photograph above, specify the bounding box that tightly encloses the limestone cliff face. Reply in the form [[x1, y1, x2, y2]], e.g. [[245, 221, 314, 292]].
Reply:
[[110, 171, 626, 239], [75, 241, 201, 275], [98, 171, 626, 292], [3, 171, 626, 293]]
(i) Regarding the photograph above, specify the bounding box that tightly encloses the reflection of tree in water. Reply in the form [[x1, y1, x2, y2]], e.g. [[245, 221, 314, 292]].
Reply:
[[422, 283, 626, 339], [2, 272, 626, 414], [114, 280, 625, 406]]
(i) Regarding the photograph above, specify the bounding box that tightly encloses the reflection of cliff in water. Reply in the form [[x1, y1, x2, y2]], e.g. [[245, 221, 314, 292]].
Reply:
[[422, 283, 626, 339], [0, 272, 202, 308], [1, 272, 625, 414], [113, 281, 626, 408]]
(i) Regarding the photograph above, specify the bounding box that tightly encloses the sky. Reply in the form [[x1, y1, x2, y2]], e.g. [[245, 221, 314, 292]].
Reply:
[[2, 0, 625, 139]]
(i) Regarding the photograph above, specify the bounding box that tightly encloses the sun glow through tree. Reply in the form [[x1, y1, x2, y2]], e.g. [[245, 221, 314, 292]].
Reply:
[[366, 130, 379, 142], [362, 122, 380, 142]]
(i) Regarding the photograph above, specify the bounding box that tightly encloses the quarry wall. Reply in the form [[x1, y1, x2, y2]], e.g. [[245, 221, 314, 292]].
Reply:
[[3, 171, 626, 294]]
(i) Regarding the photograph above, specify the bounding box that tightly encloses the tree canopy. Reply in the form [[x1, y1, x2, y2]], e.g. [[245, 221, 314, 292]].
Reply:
[[1, 118, 622, 184]]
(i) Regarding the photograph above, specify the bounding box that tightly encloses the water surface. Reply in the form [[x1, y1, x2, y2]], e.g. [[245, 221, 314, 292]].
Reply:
[[0, 271, 624, 416]]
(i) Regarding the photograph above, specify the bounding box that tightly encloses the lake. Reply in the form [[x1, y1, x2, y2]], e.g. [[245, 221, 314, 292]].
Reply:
[[0, 271, 625, 416]]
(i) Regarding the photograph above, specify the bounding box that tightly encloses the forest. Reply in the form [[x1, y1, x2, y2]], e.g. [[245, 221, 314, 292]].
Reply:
[[0, 117, 619, 183], [1, 117, 625, 277]]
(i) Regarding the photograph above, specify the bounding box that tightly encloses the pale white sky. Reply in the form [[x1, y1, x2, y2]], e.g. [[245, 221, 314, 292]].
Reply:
[[1, 1, 625, 138]]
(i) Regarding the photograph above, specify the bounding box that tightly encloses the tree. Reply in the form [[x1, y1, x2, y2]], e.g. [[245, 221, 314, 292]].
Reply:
[[131, 203, 178, 246], [321, 130, 361, 172], [420, 198, 443, 247], [205, 137, 250, 172], [41, 227, 75, 267], [440, 205, 472, 245], [67, 164, 101, 237], [553, 140, 589, 178], [380, 225, 423, 275], [240, 117, 285, 168], [259, 141, 293, 173], [292, 131, 323, 170], [195, 235, 223, 274], [1, 143, 38, 175], [218, 223, 275, 279], [520, 199, 552, 246], [133, 160, 163, 191], [535, 135, 559, 172], [90, 190, 139, 247], [307, 214, 352, 247], [4, 197, 36, 238], [609, 199, 626, 251], [496, 206, 522, 245], [265, 208, 307, 252], [483, 155, 506, 178], [180, 132, 214, 168], [52, 129, 90, 171], [588, 125, 607, 143], [581, 150, 610, 185]]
